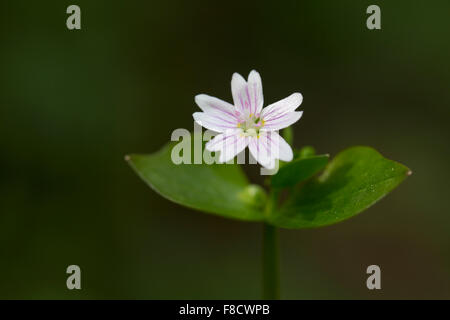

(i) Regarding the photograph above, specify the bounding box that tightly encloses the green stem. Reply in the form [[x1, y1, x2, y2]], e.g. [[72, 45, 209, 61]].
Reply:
[[262, 191, 280, 300], [262, 223, 279, 299], [260, 124, 290, 299], [282, 127, 293, 146]]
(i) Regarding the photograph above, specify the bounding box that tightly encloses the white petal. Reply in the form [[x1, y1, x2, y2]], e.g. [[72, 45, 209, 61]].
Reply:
[[193, 112, 238, 133], [248, 132, 294, 168], [194, 94, 238, 122], [205, 133, 226, 151], [247, 70, 264, 115], [206, 132, 248, 163], [267, 131, 293, 162], [231, 70, 264, 116], [260, 92, 303, 121], [231, 72, 249, 114], [262, 111, 303, 131], [248, 135, 276, 169], [205, 130, 241, 151]]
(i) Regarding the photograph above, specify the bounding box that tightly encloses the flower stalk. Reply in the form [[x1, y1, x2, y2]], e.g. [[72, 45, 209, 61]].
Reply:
[[262, 127, 292, 300], [262, 223, 279, 300], [262, 190, 280, 300]]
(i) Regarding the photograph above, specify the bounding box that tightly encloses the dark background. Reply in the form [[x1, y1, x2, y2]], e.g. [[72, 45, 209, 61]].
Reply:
[[1, 0, 449, 299]]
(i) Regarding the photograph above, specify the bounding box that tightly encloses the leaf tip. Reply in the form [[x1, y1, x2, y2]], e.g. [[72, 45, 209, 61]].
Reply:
[[124, 155, 131, 162], [407, 170, 413, 176]]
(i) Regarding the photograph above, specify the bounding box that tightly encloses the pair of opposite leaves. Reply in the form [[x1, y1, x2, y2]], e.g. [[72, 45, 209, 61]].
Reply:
[[127, 134, 410, 229]]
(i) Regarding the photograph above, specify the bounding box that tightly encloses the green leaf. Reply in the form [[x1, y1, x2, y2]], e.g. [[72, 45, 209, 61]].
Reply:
[[269, 146, 411, 229], [126, 136, 266, 222], [271, 155, 329, 188]]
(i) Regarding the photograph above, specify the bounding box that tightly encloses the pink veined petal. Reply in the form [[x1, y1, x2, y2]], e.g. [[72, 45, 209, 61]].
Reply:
[[194, 94, 238, 122], [260, 92, 303, 121], [248, 135, 277, 169], [262, 111, 303, 131], [247, 70, 264, 116], [231, 72, 249, 114], [231, 70, 264, 116], [205, 130, 242, 151], [193, 112, 239, 133], [205, 133, 227, 152], [266, 131, 294, 162], [207, 132, 248, 163]]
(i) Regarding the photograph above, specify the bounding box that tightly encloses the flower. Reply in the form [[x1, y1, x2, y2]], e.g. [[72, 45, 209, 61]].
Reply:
[[193, 70, 303, 169]]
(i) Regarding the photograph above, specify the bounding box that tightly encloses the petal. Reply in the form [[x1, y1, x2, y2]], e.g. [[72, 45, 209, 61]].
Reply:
[[193, 112, 239, 133], [248, 135, 277, 169], [260, 92, 303, 121], [231, 72, 249, 114], [247, 70, 264, 115], [231, 70, 264, 116], [205, 130, 241, 151], [262, 111, 303, 131], [266, 131, 293, 162], [248, 132, 294, 168], [206, 132, 248, 163], [194, 94, 238, 122]]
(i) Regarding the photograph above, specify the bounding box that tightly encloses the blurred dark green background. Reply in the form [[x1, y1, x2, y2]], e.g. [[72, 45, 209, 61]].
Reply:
[[1, 0, 449, 299]]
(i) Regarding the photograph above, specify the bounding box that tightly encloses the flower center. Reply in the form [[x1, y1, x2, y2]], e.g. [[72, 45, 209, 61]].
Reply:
[[238, 114, 265, 137]]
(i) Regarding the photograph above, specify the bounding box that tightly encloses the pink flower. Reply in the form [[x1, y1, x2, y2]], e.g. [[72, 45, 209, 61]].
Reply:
[[193, 70, 303, 169]]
